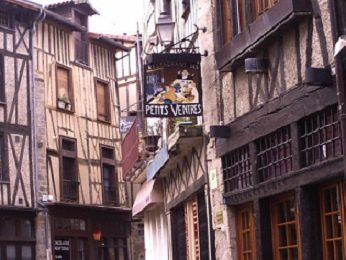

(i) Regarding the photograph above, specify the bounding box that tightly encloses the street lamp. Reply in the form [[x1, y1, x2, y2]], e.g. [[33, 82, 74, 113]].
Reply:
[[156, 14, 175, 46]]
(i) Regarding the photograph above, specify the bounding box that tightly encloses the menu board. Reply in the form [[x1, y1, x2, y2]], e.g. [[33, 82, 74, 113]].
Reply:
[[54, 239, 70, 260]]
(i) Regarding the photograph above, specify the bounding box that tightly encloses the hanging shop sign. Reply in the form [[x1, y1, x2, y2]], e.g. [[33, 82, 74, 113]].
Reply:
[[144, 53, 202, 117]]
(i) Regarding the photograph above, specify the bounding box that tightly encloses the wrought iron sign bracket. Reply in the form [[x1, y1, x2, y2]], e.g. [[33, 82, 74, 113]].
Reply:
[[160, 24, 208, 57]]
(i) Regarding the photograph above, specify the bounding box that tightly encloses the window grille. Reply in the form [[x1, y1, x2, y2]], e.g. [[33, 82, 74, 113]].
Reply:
[[299, 105, 342, 167], [222, 145, 252, 193], [256, 126, 292, 182]]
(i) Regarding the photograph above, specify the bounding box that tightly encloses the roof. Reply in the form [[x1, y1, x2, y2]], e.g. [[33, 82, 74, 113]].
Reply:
[[3, 0, 41, 12], [46, 0, 99, 15], [89, 33, 130, 52]]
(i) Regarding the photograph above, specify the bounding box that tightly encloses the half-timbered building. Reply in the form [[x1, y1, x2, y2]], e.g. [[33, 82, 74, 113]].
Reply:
[[200, 0, 346, 259], [32, 1, 132, 259], [0, 1, 38, 259]]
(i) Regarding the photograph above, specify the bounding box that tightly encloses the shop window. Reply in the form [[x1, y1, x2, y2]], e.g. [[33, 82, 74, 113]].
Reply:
[[95, 80, 111, 122], [299, 105, 343, 167], [270, 194, 300, 260], [236, 204, 256, 260], [320, 183, 345, 259], [101, 146, 118, 205], [60, 137, 79, 201], [256, 126, 292, 182], [222, 145, 252, 193], [56, 65, 74, 112], [0, 217, 35, 260]]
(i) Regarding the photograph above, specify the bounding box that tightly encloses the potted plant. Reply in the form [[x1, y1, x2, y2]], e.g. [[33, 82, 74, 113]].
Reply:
[[65, 100, 72, 111], [57, 94, 70, 110]]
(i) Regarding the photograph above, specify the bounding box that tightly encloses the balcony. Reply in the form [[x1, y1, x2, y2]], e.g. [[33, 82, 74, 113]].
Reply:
[[216, 0, 312, 71], [62, 179, 79, 201]]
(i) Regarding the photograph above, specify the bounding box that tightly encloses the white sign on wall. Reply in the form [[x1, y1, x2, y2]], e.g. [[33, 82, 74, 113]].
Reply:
[[209, 169, 218, 190]]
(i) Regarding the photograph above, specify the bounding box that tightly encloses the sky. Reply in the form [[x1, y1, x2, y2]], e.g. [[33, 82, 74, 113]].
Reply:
[[32, 0, 142, 35]]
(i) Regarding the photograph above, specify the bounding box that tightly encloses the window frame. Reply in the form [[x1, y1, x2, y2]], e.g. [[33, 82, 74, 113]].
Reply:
[[0, 54, 4, 102], [56, 64, 74, 113], [270, 192, 301, 260], [0, 7, 13, 31], [0, 134, 8, 182], [94, 78, 111, 123], [320, 182, 346, 260], [235, 203, 256, 260], [100, 145, 118, 205], [59, 136, 79, 202]]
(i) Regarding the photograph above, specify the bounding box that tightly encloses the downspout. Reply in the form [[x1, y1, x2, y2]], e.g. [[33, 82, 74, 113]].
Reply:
[[328, 0, 346, 177], [30, 5, 47, 259]]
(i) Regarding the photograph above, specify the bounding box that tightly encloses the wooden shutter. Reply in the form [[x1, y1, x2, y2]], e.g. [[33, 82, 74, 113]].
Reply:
[[57, 66, 70, 100], [96, 80, 110, 122], [221, 0, 233, 45]]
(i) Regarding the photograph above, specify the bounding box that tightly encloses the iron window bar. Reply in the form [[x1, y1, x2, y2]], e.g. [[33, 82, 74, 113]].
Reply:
[[299, 104, 343, 167], [222, 145, 252, 193], [256, 125, 293, 182]]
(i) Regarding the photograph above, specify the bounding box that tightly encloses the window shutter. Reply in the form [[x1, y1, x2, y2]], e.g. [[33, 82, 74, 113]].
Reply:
[[57, 67, 69, 100], [96, 81, 109, 121], [0, 55, 4, 101], [221, 0, 233, 45]]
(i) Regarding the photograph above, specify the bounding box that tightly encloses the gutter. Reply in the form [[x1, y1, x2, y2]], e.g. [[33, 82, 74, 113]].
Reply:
[[30, 6, 47, 259]]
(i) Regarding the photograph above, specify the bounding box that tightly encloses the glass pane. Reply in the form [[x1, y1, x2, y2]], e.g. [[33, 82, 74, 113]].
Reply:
[[288, 224, 297, 245], [278, 202, 286, 222], [326, 215, 333, 239], [21, 219, 33, 238], [6, 245, 15, 260], [333, 214, 342, 238], [290, 248, 298, 260], [279, 249, 288, 260], [288, 200, 295, 221], [279, 226, 287, 246], [21, 246, 32, 260], [3, 219, 15, 236], [327, 242, 334, 259], [335, 240, 343, 260], [77, 240, 86, 260]]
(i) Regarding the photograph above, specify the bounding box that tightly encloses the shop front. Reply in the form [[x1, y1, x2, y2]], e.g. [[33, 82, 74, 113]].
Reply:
[[48, 204, 131, 260]]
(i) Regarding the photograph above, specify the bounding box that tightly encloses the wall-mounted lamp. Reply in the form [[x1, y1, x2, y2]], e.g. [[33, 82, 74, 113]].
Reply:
[[245, 58, 268, 74], [156, 14, 175, 46], [92, 227, 102, 241]]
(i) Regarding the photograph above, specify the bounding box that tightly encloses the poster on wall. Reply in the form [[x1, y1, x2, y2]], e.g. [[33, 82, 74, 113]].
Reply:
[[144, 53, 202, 117], [54, 238, 70, 260]]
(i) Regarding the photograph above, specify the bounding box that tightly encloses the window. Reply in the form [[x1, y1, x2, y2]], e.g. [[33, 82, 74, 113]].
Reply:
[[0, 54, 4, 102], [299, 105, 343, 167], [256, 126, 292, 182], [95, 80, 111, 122], [0, 216, 35, 260], [320, 183, 345, 259], [0, 135, 7, 181], [236, 204, 256, 260], [74, 11, 89, 65], [101, 146, 118, 205], [0, 8, 11, 29], [60, 137, 78, 201], [270, 194, 300, 260], [222, 145, 252, 193], [56, 65, 73, 112], [97, 238, 128, 260], [219, 0, 279, 45]]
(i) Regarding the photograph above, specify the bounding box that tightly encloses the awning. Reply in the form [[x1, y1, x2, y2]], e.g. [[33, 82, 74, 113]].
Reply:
[[132, 179, 163, 217], [146, 146, 169, 180]]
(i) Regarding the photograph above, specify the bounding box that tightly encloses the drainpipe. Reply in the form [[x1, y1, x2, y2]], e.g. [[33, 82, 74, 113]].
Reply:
[[30, 6, 47, 259], [328, 0, 346, 177]]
